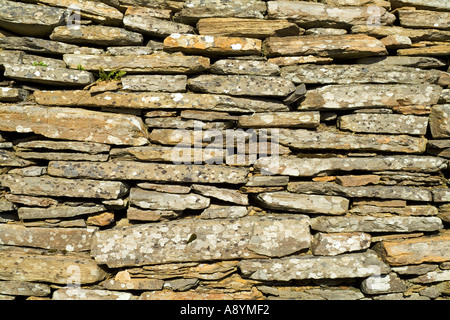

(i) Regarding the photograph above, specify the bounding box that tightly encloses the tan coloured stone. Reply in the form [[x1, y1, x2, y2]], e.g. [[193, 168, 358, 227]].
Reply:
[[63, 53, 210, 74], [50, 26, 143, 46], [238, 112, 320, 128], [140, 288, 264, 300], [429, 105, 450, 138], [34, 90, 287, 113], [375, 233, 450, 266], [299, 84, 442, 110], [200, 205, 249, 219], [210, 59, 280, 76], [349, 205, 438, 216], [124, 15, 194, 38], [380, 35, 412, 49], [335, 175, 381, 187], [398, 9, 450, 30], [0, 224, 93, 251], [127, 207, 179, 222], [351, 25, 450, 42], [263, 34, 387, 58], [322, 0, 390, 7], [18, 203, 106, 219], [0, 104, 148, 146], [53, 288, 135, 300], [356, 56, 447, 68], [86, 212, 115, 227], [390, 0, 450, 11], [0, 280, 50, 297], [0, 150, 34, 167], [163, 34, 262, 56], [91, 215, 311, 267], [397, 45, 450, 57], [311, 232, 372, 256], [197, 18, 301, 38], [16, 140, 110, 154], [0, 87, 29, 102], [122, 75, 187, 92], [130, 188, 210, 211], [267, 1, 395, 28], [268, 56, 333, 66], [0, 249, 107, 284], [47, 161, 250, 184], [191, 184, 248, 205], [4, 194, 58, 208]]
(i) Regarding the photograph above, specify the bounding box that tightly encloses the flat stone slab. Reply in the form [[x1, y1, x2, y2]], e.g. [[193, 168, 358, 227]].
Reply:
[[18, 203, 106, 220], [267, 1, 395, 28], [0, 150, 34, 167], [311, 232, 372, 256], [210, 59, 280, 76], [0, 0, 65, 37], [351, 25, 450, 42], [63, 53, 210, 74], [255, 155, 447, 176], [0, 87, 29, 102], [130, 188, 210, 211], [47, 161, 250, 184], [0, 249, 107, 284], [191, 184, 249, 205], [121, 75, 187, 92], [34, 90, 287, 113], [256, 191, 349, 215], [0, 280, 50, 297], [281, 64, 441, 84], [163, 34, 262, 56], [200, 205, 249, 219], [0, 104, 148, 146], [263, 34, 387, 59], [3, 65, 94, 87], [238, 251, 390, 281], [16, 140, 110, 154], [0, 224, 93, 251], [356, 56, 447, 69], [375, 233, 450, 266], [310, 216, 443, 233], [275, 129, 428, 153], [50, 26, 143, 46], [397, 45, 450, 57], [238, 112, 320, 128], [124, 15, 194, 38], [91, 215, 311, 267], [197, 17, 301, 38], [187, 74, 295, 97], [398, 9, 450, 30], [53, 288, 135, 300], [429, 104, 450, 138], [390, 0, 450, 11], [0, 175, 128, 199], [338, 114, 429, 135]]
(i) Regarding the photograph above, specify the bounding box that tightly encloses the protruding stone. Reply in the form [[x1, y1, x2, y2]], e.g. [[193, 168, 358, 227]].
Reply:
[[238, 112, 320, 128], [191, 184, 248, 205], [429, 105, 450, 138], [351, 25, 450, 42], [360, 273, 407, 294], [124, 15, 194, 38], [0, 280, 50, 297], [0, 37, 102, 55], [200, 205, 249, 219], [397, 45, 450, 57], [122, 75, 187, 92], [268, 56, 334, 66], [163, 34, 262, 56], [380, 35, 412, 49], [263, 34, 387, 58], [0, 87, 29, 102], [91, 215, 311, 267], [311, 232, 372, 256], [130, 188, 210, 211], [356, 56, 447, 69], [197, 18, 301, 38], [0, 150, 34, 167], [255, 191, 349, 215], [50, 26, 143, 46], [238, 251, 390, 281], [18, 203, 106, 220]]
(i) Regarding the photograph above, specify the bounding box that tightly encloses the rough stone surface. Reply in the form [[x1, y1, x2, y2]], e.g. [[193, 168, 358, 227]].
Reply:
[[356, 56, 447, 69], [91, 215, 311, 268], [238, 112, 319, 128], [130, 188, 210, 211], [429, 105, 450, 138], [398, 9, 450, 30], [124, 15, 194, 38], [360, 272, 407, 294], [311, 232, 372, 256], [122, 75, 187, 92], [351, 25, 450, 42], [50, 26, 143, 46], [210, 59, 280, 76]]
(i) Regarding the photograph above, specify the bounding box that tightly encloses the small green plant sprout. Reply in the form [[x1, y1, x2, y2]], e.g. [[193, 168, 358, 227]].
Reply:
[[77, 64, 85, 71], [32, 61, 48, 67], [96, 67, 126, 82]]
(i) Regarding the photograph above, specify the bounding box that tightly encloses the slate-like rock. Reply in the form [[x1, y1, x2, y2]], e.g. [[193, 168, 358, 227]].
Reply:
[[390, 0, 450, 11], [16, 140, 110, 154], [0, 175, 128, 200], [50, 26, 144, 46], [356, 56, 447, 69], [338, 114, 428, 135], [191, 184, 248, 205], [360, 273, 407, 295], [139, 288, 263, 300], [263, 34, 387, 59], [53, 288, 135, 300], [0, 224, 93, 251], [0, 104, 148, 146], [310, 216, 443, 233], [18, 203, 106, 219], [351, 25, 450, 42], [429, 104, 450, 138], [3, 65, 94, 87], [34, 90, 287, 113], [238, 112, 319, 128], [267, 1, 395, 28], [47, 161, 250, 184], [0, 87, 29, 102], [200, 205, 249, 219], [210, 59, 280, 76], [397, 45, 450, 57], [122, 75, 187, 92], [0, 0, 65, 37], [255, 191, 349, 215], [311, 232, 371, 256], [255, 155, 447, 177], [187, 74, 295, 97], [281, 64, 441, 84], [124, 15, 194, 38], [238, 251, 390, 281], [275, 129, 427, 153], [398, 9, 450, 30], [91, 215, 311, 268], [130, 188, 210, 211], [197, 18, 301, 38], [0, 280, 50, 297], [375, 233, 450, 265], [0, 249, 107, 284], [163, 34, 262, 56], [0, 150, 34, 167], [299, 84, 442, 110]]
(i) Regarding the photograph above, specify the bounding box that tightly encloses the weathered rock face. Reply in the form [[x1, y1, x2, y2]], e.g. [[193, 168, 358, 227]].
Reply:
[[0, 0, 449, 302], [91, 215, 311, 267]]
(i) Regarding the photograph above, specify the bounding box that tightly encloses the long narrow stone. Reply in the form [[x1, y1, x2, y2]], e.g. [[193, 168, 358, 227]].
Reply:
[[276, 129, 427, 153], [299, 84, 442, 110], [267, 1, 395, 28], [356, 56, 447, 69], [238, 251, 390, 281], [50, 26, 143, 46], [91, 215, 311, 268], [397, 45, 450, 57], [63, 53, 210, 74], [16, 140, 110, 154], [0, 249, 107, 284], [263, 34, 387, 58], [238, 112, 320, 128], [124, 15, 194, 38], [0, 175, 128, 200], [130, 188, 210, 211], [390, 0, 450, 11], [34, 90, 287, 113], [338, 114, 429, 135], [310, 216, 443, 233], [0, 280, 50, 297], [197, 18, 301, 38], [255, 155, 447, 176], [121, 75, 187, 92], [18, 204, 106, 220], [0, 0, 66, 37], [374, 233, 450, 266], [47, 161, 250, 184], [210, 59, 280, 76], [0, 104, 148, 146], [256, 191, 349, 215], [281, 64, 441, 84], [0, 224, 93, 251], [397, 9, 450, 30], [0, 150, 34, 167], [350, 25, 450, 42], [191, 184, 249, 205]]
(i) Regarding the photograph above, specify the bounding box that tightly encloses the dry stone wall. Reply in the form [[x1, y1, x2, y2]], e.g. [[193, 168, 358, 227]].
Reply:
[[0, 0, 449, 301]]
